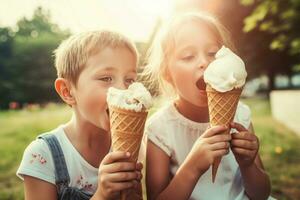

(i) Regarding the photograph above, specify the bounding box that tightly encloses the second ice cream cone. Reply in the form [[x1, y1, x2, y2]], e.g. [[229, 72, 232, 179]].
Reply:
[[206, 84, 242, 182]]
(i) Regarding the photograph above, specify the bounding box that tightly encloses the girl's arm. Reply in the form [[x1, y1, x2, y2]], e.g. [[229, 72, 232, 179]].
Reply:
[[231, 122, 271, 200], [241, 124, 271, 200], [147, 125, 231, 200], [146, 141, 200, 200], [24, 175, 57, 200]]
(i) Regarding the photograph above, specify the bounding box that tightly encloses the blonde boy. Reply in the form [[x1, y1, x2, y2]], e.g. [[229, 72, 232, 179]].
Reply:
[[17, 30, 143, 200]]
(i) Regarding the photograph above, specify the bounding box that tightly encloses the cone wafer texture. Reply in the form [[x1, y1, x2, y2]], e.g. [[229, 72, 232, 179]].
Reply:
[[109, 106, 147, 200], [109, 106, 147, 161], [206, 84, 242, 182]]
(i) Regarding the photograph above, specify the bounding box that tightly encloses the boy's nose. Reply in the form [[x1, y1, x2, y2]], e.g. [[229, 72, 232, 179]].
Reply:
[[114, 81, 127, 90]]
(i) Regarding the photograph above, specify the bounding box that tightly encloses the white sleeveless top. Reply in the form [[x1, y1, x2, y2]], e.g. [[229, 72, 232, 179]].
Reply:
[[146, 101, 252, 200]]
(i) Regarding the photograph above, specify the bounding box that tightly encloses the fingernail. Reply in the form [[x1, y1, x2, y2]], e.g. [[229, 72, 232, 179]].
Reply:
[[126, 152, 131, 157]]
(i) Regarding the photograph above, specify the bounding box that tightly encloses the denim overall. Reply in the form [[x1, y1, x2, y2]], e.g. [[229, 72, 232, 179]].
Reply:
[[39, 134, 93, 200]]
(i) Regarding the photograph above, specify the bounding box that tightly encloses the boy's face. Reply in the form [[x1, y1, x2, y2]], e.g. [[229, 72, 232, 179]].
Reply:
[[167, 21, 220, 107], [71, 47, 137, 131]]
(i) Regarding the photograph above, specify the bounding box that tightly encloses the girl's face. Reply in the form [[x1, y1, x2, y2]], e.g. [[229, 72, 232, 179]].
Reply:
[[167, 21, 220, 107]]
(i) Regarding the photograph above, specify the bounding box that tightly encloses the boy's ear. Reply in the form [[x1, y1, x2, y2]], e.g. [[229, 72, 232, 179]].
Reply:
[[54, 78, 76, 106]]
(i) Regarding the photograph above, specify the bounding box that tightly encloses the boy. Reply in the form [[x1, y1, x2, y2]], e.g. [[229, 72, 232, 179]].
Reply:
[[17, 30, 143, 200]]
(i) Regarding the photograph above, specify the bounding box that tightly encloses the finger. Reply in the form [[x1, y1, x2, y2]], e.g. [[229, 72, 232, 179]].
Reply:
[[202, 125, 229, 138], [212, 149, 229, 158], [231, 147, 254, 157], [206, 133, 231, 144], [210, 141, 230, 150], [232, 131, 257, 141], [108, 181, 135, 192], [231, 139, 258, 150], [106, 171, 141, 182], [103, 161, 136, 173], [230, 122, 248, 132], [136, 162, 143, 171], [102, 151, 131, 165]]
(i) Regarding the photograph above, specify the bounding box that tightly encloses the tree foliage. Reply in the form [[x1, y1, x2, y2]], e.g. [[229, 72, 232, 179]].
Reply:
[[0, 7, 69, 109], [241, 0, 300, 72]]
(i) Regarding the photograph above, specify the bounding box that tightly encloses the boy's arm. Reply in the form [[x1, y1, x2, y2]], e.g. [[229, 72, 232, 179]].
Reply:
[[146, 141, 200, 200], [238, 123, 271, 200], [24, 175, 57, 200]]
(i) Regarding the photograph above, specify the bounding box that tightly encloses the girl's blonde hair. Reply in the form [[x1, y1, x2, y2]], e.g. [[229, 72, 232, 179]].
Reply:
[[142, 12, 235, 97], [54, 30, 138, 85]]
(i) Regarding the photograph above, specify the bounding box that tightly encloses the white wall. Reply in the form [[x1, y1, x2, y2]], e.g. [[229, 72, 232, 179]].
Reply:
[[270, 90, 300, 135]]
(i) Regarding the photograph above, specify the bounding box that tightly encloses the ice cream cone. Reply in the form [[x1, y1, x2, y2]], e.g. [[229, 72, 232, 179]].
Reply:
[[109, 105, 147, 200], [206, 84, 242, 182]]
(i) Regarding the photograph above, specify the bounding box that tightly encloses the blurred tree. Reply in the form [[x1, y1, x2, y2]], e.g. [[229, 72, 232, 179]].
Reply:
[[0, 7, 69, 109], [240, 0, 300, 89], [0, 27, 14, 108]]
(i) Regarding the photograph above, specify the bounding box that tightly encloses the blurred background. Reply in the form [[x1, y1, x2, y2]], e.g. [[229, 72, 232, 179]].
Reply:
[[0, 0, 299, 199]]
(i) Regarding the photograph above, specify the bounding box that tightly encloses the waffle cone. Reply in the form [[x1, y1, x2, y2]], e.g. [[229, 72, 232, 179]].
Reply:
[[109, 105, 147, 200], [206, 84, 242, 182]]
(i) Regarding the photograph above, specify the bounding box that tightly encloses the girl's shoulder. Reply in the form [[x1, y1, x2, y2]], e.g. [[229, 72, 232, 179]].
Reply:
[[147, 102, 176, 126]]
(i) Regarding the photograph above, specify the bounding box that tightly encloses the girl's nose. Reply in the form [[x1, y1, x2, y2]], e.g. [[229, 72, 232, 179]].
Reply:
[[198, 56, 209, 70]]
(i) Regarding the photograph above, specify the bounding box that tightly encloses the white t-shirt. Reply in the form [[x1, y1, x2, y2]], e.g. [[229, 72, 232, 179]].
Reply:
[[17, 125, 98, 194], [146, 101, 252, 200]]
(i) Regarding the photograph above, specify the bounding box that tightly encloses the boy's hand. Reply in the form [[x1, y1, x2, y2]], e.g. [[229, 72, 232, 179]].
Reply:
[[186, 125, 231, 175], [96, 151, 143, 200], [230, 122, 259, 168]]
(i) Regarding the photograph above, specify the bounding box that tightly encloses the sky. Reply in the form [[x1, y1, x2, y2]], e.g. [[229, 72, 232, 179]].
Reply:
[[0, 0, 176, 42]]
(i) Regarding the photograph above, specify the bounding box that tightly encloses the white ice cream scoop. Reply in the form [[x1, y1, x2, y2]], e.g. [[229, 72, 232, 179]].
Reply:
[[106, 82, 153, 112], [203, 46, 247, 92]]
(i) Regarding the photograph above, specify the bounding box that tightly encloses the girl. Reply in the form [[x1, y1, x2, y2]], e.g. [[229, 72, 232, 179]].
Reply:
[[144, 12, 272, 200]]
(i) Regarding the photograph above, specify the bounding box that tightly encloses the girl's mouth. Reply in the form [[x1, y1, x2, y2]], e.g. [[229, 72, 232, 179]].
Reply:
[[196, 78, 206, 90]]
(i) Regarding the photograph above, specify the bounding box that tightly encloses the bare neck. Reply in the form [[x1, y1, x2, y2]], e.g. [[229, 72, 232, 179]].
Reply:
[[175, 98, 209, 123], [63, 114, 111, 167]]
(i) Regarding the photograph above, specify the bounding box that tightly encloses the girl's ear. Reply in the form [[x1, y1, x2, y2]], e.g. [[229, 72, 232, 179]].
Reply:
[[54, 78, 76, 106], [163, 67, 173, 85]]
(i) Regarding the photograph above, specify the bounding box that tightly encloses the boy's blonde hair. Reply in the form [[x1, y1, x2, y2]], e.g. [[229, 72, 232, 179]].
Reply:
[[143, 12, 235, 97], [54, 30, 138, 85]]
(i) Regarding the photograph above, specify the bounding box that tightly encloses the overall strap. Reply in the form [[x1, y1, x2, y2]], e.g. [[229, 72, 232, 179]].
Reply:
[[38, 134, 70, 188]]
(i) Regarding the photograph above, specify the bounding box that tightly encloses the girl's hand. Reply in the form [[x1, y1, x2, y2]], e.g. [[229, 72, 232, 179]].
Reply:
[[186, 125, 231, 175], [230, 122, 259, 168], [95, 151, 143, 200]]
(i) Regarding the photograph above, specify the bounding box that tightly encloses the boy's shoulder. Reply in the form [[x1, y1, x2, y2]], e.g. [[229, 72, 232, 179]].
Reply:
[[23, 125, 65, 157]]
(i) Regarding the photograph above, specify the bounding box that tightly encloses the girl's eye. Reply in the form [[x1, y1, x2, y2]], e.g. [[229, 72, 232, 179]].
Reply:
[[99, 77, 112, 82], [208, 52, 217, 57], [181, 55, 195, 61]]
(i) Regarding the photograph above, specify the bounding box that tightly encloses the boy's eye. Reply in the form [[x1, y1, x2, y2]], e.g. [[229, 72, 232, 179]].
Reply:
[[125, 78, 135, 85], [99, 77, 112, 82]]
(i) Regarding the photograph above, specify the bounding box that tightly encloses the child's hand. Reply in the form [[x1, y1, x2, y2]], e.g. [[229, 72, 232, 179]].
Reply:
[[230, 122, 259, 168], [186, 125, 231, 175], [96, 151, 143, 200]]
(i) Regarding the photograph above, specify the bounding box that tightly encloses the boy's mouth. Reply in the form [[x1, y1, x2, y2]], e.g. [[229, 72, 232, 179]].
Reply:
[[196, 78, 206, 90]]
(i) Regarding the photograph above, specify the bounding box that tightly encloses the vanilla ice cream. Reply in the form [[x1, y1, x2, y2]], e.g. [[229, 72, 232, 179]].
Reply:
[[204, 46, 247, 92], [107, 82, 152, 112]]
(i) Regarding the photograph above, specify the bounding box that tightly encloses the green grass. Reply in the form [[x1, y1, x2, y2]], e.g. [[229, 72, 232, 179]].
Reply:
[[0, 103, 72, 200], [243, 98, 300, 200], [0, 99, 299, 199]]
